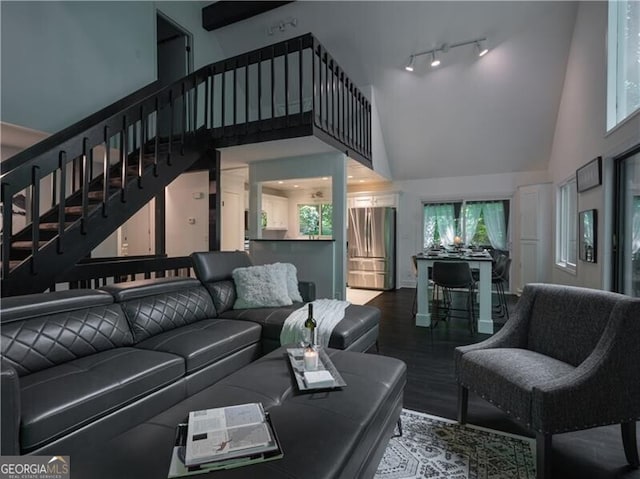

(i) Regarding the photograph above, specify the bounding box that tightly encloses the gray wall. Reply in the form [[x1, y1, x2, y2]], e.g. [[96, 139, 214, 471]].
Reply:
[[0, 1, 223, 134]]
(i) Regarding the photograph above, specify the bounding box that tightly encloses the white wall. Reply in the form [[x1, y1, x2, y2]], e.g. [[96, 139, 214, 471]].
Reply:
[[165, 171, 209, 257], [391, 170, 549, 289], [0, 1, 222, 134], [547, 1, 640, 289]]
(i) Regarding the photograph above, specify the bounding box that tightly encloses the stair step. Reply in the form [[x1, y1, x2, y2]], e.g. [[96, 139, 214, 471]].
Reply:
[[0, 260, 22, 271], [39, 222, 73, 231], [64, 205, 98, 216], [12, 241, 47, 250]]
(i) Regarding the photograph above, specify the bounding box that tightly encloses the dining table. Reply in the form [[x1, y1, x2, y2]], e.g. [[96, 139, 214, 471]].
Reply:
[[415, 250, 494, 334]]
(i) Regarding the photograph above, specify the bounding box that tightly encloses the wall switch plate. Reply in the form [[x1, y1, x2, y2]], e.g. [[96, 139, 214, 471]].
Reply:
[[192, 192, 204, 199], [188, 217, 196, 225]]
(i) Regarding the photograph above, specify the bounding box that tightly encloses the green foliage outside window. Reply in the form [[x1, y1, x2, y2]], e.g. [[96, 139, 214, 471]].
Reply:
[[298, 204, 333, 236]]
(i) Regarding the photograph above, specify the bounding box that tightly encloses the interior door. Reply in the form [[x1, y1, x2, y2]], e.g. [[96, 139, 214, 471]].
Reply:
[[221, 190, 243, 251]]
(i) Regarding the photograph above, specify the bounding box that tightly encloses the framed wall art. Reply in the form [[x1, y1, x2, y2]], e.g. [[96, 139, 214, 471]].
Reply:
[[576, 157, 602, 193]]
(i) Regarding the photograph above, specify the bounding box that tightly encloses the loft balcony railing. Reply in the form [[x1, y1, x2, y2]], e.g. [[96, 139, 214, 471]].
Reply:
[[1, 33, 371, 292]]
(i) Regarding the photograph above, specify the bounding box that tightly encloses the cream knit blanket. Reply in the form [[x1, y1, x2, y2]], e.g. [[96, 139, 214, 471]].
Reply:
[[279, 299, 351, 347]]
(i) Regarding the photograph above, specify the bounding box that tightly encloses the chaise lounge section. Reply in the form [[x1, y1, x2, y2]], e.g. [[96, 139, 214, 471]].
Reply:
[[191, 250, 381, 353]]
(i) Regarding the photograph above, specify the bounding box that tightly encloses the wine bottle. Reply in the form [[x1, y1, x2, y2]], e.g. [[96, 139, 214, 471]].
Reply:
[[304, 303, 317, 347]]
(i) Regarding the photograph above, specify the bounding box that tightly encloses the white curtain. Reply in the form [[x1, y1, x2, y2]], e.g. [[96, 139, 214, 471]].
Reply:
[[463, 203, 483, 244], [483, 202, 507, 250], [435, 204, 456, 246], [632, 197, 640, 254], [423, 204, 438, 249]]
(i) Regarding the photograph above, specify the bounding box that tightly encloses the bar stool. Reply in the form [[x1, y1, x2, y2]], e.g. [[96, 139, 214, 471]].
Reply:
[[431, 262, 477, 333]]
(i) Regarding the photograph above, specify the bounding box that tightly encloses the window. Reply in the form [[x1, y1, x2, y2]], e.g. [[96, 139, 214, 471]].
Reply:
[[298, 204, 332, 236], [607, 0, 640, 130], [423, 200, 509, 250], [556, 179, 577, 271]]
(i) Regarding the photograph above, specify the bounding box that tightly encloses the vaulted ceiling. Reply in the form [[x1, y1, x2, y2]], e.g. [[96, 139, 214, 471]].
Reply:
[[208, 1, 578, 180]]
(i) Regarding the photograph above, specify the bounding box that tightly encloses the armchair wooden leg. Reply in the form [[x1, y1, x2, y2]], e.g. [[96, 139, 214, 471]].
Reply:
[[621, 421, 640, 468], [457, 385, 468, 424], [536, 433, 552, 479]]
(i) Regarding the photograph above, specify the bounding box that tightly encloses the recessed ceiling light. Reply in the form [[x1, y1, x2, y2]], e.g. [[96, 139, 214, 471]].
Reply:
[[277, 181, 284, 184], [348, 175, 354, 179], [359, 179, 365, 183], [322, 177, 329, 180], [294, 185, 299, 188]]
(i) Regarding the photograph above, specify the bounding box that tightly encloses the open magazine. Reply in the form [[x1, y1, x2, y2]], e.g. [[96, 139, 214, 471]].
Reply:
[[168, 403, 282, 478]]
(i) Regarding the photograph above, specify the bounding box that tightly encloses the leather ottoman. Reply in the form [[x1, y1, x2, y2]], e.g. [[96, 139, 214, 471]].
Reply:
[[69, 348, 406, 479]]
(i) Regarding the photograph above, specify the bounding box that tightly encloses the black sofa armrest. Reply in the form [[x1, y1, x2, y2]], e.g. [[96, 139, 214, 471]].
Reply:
[[298, 281, 316, 302], [1, 361, 21, 454]]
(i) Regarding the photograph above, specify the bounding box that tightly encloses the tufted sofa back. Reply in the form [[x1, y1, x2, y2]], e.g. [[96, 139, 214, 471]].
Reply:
[[191, 251, 253, 314], [101, 277, 217, 342], [524, 283, 622, 367], [1, 290, 132, 376]]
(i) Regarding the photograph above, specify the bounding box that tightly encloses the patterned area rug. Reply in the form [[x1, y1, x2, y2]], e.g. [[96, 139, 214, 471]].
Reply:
[[375, 409, 536, 479]]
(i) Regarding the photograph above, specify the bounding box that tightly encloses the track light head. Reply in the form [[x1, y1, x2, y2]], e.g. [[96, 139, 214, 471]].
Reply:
[[430, 51, 441, 68], [405, 55, 415, 72], [476, 40, 489, 57]]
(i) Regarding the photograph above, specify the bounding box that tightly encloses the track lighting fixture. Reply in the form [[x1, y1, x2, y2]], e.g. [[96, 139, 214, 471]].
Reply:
[[404, 37, 489, 71], [404, 55, 415, 72], [430, 51, 440, 68], [476, 40, 489, 57]]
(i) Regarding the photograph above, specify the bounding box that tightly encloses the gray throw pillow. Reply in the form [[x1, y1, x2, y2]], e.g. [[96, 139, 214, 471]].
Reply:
[[271, 263, 303, 303], [232, 264, 293, 309]]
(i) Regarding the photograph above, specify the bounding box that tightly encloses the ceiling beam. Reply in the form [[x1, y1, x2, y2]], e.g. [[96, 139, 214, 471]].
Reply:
[[202, 1, 294, 32]]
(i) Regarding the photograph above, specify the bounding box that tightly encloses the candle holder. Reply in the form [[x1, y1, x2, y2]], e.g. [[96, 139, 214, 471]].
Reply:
[[303, 346, 319, 370]]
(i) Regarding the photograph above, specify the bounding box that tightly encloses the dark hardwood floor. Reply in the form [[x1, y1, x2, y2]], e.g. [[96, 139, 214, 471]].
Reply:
[[367, 287, 640, 479]]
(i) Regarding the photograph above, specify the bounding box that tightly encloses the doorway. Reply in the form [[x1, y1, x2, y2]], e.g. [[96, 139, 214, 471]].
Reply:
[[156, 13, 192, 87], [613, 143, 640, 296]]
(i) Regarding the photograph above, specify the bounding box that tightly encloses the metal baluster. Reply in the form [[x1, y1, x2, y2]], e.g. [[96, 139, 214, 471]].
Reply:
[[103, 127, 110, 216], [210, 67, 215, 128], [1, 183, 12, 279], [233, 65, 237, 126], [181, 82, 186, 155], [138, 105, 145, 188], [204, 74, 210, 129], [299, 38, 303, 119], [312, 42, 316, 126], [153, 99, 159, 176], [31, 165, 41, 273], [245, 59, 249, 129], [121, 117, 128, 202], [270, 48, 275, 119], [51, 170, 57, 209], [58, 151, 67, 253], [81, 137, 90, 233], [221, 67, 226, 131], [168, 90, 174, 166], [284, 41, 289, 119], [193, 76, 198, 132], [258, 52, 262, 122]]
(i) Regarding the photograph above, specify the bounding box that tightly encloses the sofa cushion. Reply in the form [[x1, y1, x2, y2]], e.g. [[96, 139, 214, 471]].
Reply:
[[457, 348, 575, 426], [1, 291, 132, 376], [135, 319, 262, 374], [232, 264, 292, 309], [19, 347, 184, 452], [103, 278, 217, 342]]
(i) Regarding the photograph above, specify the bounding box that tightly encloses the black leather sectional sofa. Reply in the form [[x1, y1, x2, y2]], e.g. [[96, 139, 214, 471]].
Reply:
[[1, 251, 404, 478]]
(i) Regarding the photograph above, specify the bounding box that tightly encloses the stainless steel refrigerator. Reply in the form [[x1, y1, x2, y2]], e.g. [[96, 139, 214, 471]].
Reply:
[[348, 207, 396, 290]]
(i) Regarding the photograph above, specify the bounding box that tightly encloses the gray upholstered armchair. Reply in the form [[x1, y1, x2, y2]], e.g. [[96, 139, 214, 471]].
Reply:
[[455, 283, 640, 479]]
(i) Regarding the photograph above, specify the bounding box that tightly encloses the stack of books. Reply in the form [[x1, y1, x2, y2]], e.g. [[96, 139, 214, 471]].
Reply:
[[168, 403, 283, 477]]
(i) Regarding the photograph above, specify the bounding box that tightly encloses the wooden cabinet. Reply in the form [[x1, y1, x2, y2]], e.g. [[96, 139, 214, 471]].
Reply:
[[262, 194, 289, 229], [348, 193, 398, 208]]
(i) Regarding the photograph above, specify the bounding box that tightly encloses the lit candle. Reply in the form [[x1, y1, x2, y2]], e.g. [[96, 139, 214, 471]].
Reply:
[[303, 348, 319, 370]]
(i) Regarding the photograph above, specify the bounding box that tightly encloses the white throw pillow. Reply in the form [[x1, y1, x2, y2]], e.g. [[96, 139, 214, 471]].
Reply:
[[232, 264, 292, 309], [271, 263, 303, 303]]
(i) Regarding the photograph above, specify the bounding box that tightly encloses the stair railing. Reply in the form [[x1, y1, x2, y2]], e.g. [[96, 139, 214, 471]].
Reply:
[[1, 33, 371, 289]]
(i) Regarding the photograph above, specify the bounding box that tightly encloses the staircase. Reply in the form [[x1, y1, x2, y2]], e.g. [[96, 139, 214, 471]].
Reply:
[[1, 33, 372, 296]]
